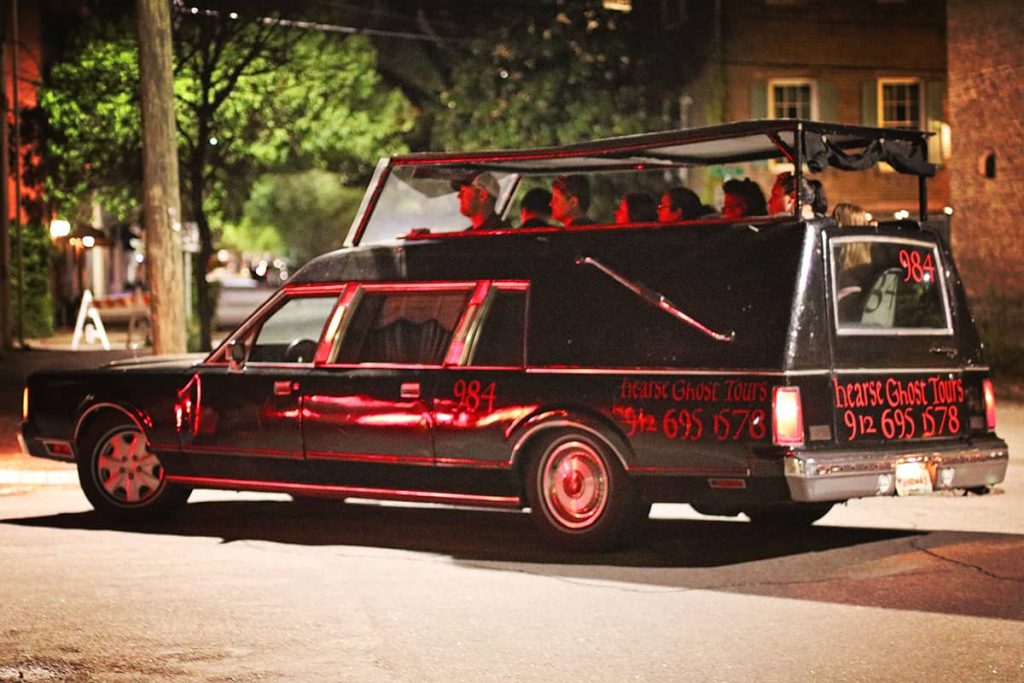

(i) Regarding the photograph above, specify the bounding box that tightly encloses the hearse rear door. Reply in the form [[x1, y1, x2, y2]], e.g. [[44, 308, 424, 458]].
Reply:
[[827, 233, 968, 445]]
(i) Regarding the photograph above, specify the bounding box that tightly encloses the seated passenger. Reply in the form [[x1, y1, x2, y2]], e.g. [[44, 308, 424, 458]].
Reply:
[[657, 186, 714, 222], [550, 174, 593, 227], [615, 192, 658, 224], [832, 202, 870, 227], [809, 179, 829, 217], [518, 187, 553, 228], [768, 172, 822, 219], [721, 178, 767, 219], [454, 172, 511, 230]]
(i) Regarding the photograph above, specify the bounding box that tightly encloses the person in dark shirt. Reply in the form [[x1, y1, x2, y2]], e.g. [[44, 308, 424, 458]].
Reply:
[[615, 192, 658, 224], [658, 186, 716, 222], [454, 172, 510, 230], [768, 172, 820, 219], [721, 178, 768, 219], [550, 174, 593, 227], [518, 187, 552, 227]]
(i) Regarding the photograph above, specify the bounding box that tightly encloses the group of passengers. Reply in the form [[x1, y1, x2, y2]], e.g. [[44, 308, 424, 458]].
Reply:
[[456, 169, 863, 231]]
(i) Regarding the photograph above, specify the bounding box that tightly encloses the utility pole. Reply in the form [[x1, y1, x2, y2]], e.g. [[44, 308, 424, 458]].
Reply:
[[136, 0, 186, 354]]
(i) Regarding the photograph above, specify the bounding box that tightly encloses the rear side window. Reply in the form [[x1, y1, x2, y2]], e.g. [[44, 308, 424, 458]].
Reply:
[[336, 289, 472, 364], [469, 288, 527, 367], [831, 237, 951, 334]]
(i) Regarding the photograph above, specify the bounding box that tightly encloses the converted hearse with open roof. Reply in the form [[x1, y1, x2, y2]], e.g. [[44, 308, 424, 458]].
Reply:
[[21, 120, 1009, 550]]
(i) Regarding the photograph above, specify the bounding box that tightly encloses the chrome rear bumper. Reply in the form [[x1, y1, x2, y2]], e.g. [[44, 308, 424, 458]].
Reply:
[[785, 435, 1009, 502]]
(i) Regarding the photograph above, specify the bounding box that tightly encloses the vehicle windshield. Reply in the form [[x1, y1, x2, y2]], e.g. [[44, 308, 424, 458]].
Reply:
[[356, 165, 754, 243]]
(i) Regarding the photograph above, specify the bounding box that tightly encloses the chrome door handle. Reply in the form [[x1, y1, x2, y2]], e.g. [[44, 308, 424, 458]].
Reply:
[[400, 382, 421, 399], [274, 380, 296, 396]]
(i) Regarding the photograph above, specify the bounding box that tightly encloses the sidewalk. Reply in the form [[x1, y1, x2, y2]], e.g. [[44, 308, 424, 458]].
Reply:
[[0, 328, 148, 490]]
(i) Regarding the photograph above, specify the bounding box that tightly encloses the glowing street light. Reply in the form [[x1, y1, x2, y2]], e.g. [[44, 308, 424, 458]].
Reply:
[[49, 218, 71, 239]]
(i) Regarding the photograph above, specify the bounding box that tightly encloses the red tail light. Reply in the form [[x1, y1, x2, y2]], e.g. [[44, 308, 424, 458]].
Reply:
[[983, 379, 997, 431], [773, 386, 804, 446]]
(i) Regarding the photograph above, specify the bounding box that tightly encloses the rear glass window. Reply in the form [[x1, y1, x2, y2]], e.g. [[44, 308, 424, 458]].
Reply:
[[335, 289, 472, 364], [469, 288, 527, 367], [831, 237, 950, 334]]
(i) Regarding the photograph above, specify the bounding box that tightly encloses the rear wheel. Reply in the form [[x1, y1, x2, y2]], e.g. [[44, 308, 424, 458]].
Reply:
[[744, 502, 833, 526], [525, 430, 648, 551], [78, 418, 190, 521]]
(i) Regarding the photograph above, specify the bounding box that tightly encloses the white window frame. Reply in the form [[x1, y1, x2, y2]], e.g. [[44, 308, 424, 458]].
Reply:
[[768, 79, 818, 121], [877, 77, 923, 130]]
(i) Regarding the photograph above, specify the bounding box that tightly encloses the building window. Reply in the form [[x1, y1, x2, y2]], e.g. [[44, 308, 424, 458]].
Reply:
[[769, 80, 817, 120], [878, 78, 921, 129]]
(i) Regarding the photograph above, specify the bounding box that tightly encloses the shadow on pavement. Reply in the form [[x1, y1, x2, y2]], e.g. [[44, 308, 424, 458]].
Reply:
[[7, 497, 1024, 620], [2, 497, 915, 564]]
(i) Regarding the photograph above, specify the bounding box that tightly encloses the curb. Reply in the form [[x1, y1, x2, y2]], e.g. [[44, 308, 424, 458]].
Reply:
[[0, 468, 79, 487]]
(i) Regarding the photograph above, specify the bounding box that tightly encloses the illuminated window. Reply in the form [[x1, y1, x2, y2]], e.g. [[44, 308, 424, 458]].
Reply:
[[769, 80, 816, 120], [878, 78, 921, 129]]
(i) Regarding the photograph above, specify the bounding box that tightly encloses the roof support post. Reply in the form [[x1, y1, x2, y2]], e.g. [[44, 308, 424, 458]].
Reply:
[[794, 122, 804, 219]]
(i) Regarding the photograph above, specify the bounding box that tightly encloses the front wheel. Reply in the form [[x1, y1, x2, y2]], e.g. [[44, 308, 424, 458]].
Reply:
[[78, 419, 190, 521], [524, 430, 647, 551]]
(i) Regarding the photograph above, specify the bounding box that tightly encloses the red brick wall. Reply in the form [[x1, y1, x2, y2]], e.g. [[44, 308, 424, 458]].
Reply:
[[947, 0, 1024, 305]]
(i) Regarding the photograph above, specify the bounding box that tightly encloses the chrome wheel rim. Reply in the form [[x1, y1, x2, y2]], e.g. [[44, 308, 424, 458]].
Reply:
[[540, 440, 609, 529], [94, 428, 165, 506]]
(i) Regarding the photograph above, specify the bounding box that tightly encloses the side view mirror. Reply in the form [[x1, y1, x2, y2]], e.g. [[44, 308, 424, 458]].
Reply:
[[228, 340, 246, 369]]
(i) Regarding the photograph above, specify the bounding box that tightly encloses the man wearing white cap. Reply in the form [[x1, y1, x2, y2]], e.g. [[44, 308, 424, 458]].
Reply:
[[455, 172, 511, 230]]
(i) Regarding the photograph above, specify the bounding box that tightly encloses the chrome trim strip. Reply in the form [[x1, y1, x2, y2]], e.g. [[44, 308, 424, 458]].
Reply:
[[524, 368, 813, 377], [832, 367, 965, 375], [165, 475, 522, 509], [179, 445, 303, 461], [509, 418, 629, 471], [74, 402, 147, 443]]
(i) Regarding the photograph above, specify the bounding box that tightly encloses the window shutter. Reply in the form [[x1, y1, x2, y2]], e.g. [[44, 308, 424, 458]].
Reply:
[[817, 81, 837, 122], [925, 80, 946, 126], [750, 81, 768, 119], [861, 80, 878, 126], [926, 80, 947, 162]]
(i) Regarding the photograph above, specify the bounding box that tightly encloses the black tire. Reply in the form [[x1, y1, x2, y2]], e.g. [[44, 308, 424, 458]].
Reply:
[[744, 502, 833, 527], [524, 429, 648, 551], [77, 418, 191, 522]]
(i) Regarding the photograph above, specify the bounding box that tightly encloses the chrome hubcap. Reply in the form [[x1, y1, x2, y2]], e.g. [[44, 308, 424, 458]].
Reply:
[[95, 428, 164, 505], [540, 440, 609, 529]]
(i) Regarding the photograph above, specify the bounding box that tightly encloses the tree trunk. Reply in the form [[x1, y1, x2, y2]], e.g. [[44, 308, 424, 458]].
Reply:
[[190, 173, 214, 351], [136, 0, 186, 354]]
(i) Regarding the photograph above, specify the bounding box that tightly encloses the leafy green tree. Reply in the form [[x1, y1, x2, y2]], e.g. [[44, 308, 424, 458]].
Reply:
[[40, 14, 412, 349], [231, 170, 364, 266], [430, 0, 662, 150]]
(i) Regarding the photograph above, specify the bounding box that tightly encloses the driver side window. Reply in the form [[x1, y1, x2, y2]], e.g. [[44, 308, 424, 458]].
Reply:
[[248, 295, 338, 363]]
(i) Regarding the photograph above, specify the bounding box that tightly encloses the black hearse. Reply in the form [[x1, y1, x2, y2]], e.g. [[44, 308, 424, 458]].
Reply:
[[21, 120, 1008, 550]]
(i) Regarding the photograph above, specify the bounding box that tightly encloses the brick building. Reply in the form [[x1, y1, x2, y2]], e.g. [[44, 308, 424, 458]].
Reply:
[[665, 0, 950, 219], [947, 0, 1024, 305]]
